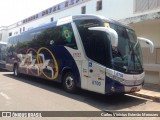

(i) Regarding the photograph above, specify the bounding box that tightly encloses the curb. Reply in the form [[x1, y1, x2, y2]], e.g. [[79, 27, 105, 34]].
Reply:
[[130, 92, 160, 103], [144, 82, 160, 86]]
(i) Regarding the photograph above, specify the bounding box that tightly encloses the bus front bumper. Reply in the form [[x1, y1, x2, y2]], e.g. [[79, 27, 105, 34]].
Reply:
[[105, 76, 144, 95]]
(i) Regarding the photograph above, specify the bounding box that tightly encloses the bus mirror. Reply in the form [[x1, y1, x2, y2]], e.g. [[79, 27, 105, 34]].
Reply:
[[137, 37, 154, 53], [88, 27, 118, 47]]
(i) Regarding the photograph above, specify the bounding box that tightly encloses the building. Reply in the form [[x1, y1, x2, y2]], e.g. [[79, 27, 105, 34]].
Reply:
[[119, 0, 160, 84], [0, 0, 160, 84], [0, 0, 136, 42]]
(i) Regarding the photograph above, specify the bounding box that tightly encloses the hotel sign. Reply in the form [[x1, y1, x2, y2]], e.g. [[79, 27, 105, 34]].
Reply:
[[22, 0, 85, 24]]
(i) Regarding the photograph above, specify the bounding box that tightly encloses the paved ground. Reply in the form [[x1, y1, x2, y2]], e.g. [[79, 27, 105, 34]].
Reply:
[[131, 83, 160, 102], [0, 72, 160, 120]]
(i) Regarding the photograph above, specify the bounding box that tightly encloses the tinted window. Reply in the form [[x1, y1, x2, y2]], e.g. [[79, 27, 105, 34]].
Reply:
[[47, 23, 77, 48], [8, 23, 78, 50], [110, 24, 130, 57], [75, 19, 112, 67], [28, 23, 77, 49], [88, 31, 109, 66]]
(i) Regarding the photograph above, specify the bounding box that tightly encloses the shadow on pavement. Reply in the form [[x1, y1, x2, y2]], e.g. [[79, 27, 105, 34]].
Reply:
[[0, 68, 9, 72], [3, 73, 148, 111]]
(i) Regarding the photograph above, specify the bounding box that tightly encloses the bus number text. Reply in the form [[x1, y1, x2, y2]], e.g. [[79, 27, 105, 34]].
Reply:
[[92, 81, 101, 86]]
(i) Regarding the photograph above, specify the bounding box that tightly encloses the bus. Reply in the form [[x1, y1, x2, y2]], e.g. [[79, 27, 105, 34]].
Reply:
[[0, 41, 7, 69], [5, 15, 154, 94]]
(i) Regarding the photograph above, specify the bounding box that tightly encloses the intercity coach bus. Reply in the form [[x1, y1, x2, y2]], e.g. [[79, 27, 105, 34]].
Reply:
[[6, 15, 154, 94], [0, 41, 7, 69]]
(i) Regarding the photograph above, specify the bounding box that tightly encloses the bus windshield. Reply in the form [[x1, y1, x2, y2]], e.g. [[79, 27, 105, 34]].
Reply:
[[109, 23, 143, 74]]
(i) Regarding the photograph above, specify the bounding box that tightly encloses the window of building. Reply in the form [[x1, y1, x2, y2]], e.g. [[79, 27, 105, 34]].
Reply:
[[134, 0, 160, 12], [97, 0, 102, 11], [20, 28, 22, 33], [9, 32, 12, 37], [81, 6, 86, 14], [51, 17, 54, 22], [23, 27, 25, 32]]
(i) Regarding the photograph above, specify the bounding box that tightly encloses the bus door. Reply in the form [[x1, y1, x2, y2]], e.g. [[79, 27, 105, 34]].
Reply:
[[87, 61, 106, 94], [84, 31, 108, 94]]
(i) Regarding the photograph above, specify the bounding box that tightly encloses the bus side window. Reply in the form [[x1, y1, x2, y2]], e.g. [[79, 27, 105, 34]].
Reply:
[[75, 19, 111, 66], [61, 24, 78, 49], [34, 23, 78, 49], [50, 23, 77, 49], [89, 31, 107, 66]]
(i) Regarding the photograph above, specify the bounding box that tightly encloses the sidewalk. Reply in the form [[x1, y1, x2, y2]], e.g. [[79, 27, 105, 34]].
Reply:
[[130, 83, 160, 102]]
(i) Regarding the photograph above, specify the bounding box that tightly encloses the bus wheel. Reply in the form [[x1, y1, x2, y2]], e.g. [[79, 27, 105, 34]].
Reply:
[[13, 64, 19, 77], [63, 72, 76, 93]]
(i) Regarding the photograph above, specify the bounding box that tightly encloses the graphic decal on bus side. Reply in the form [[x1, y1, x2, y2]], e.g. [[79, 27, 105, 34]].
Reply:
[[26, 48, 43, 77], [17, 47, 59, 80], [37, 47, 59, 80]]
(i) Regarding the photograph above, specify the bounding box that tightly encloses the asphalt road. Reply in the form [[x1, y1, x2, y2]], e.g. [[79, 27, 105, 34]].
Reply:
[[0, 71, 160, 120]]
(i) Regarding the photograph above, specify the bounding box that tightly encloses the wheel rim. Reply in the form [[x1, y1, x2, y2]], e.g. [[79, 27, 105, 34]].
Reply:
[[65, 76, 74, 89]]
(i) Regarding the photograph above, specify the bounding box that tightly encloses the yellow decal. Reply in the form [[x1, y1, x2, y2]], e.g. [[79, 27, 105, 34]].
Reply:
[[37, 47, 59, 80]]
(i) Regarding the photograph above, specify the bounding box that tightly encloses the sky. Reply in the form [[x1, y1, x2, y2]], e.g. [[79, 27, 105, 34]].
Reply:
[[0, 0, 65, 26]]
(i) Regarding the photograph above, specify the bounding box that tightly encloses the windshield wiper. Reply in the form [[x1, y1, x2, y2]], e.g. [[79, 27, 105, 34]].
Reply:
[[134, 38, 139, 51], [126, 30, 143, 73], [134, 52, 143, 71], [125, 39, 132, 73], [126, 49, 143, 73]]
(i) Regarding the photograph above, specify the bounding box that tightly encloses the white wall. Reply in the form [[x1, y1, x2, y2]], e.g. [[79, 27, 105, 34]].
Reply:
[[5, 0, 160, 40], [100, 0, 134, 20], [7, 0, 134, 38], [130, 19, 160, 47], [0, 27, 8, 42], [2, 30, 8, 42]]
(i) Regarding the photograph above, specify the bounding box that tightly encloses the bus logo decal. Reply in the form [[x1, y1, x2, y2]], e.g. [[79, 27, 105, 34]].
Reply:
[[89, 62, 92, 68], [115, 71, 123, 78]]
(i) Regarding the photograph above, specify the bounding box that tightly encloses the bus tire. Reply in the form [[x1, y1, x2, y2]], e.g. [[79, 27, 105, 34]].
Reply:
[[63, 72, 76, 93], [13, 64, 19, 77]]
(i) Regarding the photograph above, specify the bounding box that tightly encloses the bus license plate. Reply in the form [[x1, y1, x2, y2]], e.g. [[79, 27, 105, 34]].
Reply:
[[130, 87, 137, 92]]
